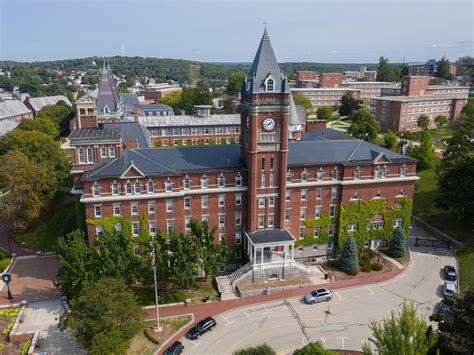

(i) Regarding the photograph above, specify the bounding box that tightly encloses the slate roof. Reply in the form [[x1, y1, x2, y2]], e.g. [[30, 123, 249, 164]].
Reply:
[[85, 145, 246, 179], [105, 122, 152, 148], [96, 66, 121, 112], [0, 120, 19, 136], [247, 229, 295, 244], [0, 100, 31, 120], [244, 30, 290, 95], [138, 114, 240, 127], [27, 95, 71, 112], [69, 127, 122, 140], [120, 93, 140, 107], [83, 128, 414, 180], [289, 93, 305, 126]]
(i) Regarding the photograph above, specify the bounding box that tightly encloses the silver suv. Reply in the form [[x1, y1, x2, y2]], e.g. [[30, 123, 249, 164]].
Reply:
[[304, 288, 332, 304]]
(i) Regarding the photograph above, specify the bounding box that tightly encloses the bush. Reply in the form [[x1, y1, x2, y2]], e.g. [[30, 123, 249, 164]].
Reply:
[[143, 328, 160, 345], [20, 338, 32, 355], [327, 259, 339, 268], [371, 262, 383, 271], [233, 343, 276, 355], [347, 267, 359, 276], [0, 258, 11, 272], [361, 259, 371, 273]]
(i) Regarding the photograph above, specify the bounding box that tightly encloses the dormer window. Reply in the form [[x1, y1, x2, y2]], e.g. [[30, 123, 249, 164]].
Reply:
[[147, 181, 154, 193], [235, 174, 242, 187], [265, 77, 274, 92], [353, 167, 361, 179], [165, 179, 172, 192], [134, 183, 141, 194], [301, 170, 308, 182], [201, 176, 208, 189], [103, 105, 110, 114], [316, 168, 324, 181], [400, 165, 407, 177], [218, 175, 225, 188], [331, 167, 339, 180], [183, 177, 190, 190], [374, 191, 383, 199], [92, 184, 100, 197]]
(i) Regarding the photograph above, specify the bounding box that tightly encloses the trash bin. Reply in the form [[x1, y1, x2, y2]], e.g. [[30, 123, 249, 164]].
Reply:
[[324, 272, 328, 280]]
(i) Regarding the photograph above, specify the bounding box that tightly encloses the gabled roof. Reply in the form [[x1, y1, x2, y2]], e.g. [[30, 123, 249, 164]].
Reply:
[[244, 30, 289, 95], [0, 100, 31, 120], [96, 65, 121, 113], [75, 89, 99, 104], [105, 122, 152, 148], [27, 95, 71, 112]]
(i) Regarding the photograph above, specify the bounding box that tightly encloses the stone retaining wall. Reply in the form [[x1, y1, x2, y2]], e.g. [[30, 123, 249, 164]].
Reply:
[[411, 216, 464, 250]]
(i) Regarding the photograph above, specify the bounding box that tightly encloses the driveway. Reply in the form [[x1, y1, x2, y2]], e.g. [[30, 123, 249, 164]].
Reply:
[[180, 230, 455, 353], [17, 299, 84, 354]]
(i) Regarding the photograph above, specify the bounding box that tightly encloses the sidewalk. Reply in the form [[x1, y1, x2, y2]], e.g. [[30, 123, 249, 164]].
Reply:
[[149, 267, 403, 353]]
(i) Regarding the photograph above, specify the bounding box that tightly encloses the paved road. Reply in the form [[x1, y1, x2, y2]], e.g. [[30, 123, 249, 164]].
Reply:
[[180, 237, 455, 354]]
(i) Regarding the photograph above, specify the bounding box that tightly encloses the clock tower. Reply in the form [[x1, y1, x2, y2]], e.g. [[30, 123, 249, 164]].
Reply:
[[240, 29, 291, 232]]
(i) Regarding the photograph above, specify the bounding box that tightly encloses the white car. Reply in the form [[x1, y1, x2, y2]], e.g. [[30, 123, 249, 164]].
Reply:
[[443, 281, 457, 297]]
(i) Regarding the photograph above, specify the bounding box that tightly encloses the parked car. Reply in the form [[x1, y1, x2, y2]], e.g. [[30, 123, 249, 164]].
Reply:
[[187, 317, 216, 339], [438, 300, 451, 315], [443, 281, 457, 297], [304, 288, 332, 304], [444, 265, 457, 281], [164, 341, 184, 355]]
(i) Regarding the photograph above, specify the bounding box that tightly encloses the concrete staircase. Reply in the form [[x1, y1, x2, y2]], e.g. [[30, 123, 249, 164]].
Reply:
[[216, 263, 253, 300]]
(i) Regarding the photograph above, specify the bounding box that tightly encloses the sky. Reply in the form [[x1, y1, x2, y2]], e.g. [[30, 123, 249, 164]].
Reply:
[[0, 0, 473, 64]]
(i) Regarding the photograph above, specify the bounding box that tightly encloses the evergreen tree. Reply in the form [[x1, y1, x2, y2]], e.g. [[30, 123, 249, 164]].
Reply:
[[417, 114, 430, 130], [388, 227, 406, 258], [339, 235, 359, 273]]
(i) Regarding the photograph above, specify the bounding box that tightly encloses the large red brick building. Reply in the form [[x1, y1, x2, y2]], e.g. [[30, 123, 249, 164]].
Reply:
[[75, 31, 418, 271]]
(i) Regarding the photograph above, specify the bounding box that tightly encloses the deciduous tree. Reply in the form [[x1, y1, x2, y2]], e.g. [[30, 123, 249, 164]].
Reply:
[[339, 92, 360, 117], [233, 344, 276, 355], [383, 130, 397, 149], [18, 116, 59, 137], [418, 114, 430, 130], [363, 303, 437, 355], [294, 341, 336, 355], [347, 108, 380, 142], [434, 115, 448, 128], [226, 73, 244, 96], [35, 102, 75, 136], [169, 231, 198, 289], [293, 93, 312, 111], [59, 277, 144, 355], [407, 128, 436, 169], [316, 106, 333, 121]]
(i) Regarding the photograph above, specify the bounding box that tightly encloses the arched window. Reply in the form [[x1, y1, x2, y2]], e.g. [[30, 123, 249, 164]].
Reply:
[[331, 167, 339, 180], [353, 167, 361, 179], [270, 157, 274, 170], [269, 173, 274, 187], [301, 170, 308, 182], [92, 184, 100, 197], [218, 175, 225, 187], [235, 174, 242, 187], [396, 190, 405, 197], [183, 177, 190, 189], [374, 191, 383, 199], [316, 168, 324, 181], [112, 183, 119, 195], [87, 148, 93, 163], [103, 105, 110, 114], [109, 146, 115, 158], [400, 165, 407, 177], [201, 176, 208, 188], [78, 148, 84, 163], [100, 147, 107, 158], [134, 183, 141, 194], [125, 183, 132, 194], [350, 194, 360, 201], [165, 179, 172, 192], [147, 181, 154, 193], [261, 157, 266, 170], [265, 78, 274, 92]]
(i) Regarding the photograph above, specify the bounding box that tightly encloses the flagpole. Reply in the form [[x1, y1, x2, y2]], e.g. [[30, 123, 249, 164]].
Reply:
[[151, 234, 161, 332]]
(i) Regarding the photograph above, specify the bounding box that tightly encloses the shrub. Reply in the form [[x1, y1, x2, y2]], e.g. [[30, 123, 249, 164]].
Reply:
[[143, 328, 160, 345], [371, 262, 383, 271], [20, 338, 32, 355], [233, 343, 276, 355], [361, 259, 371, 273], [327, 259, 339, 268], [367, 250, 376, 259], [0, 258, 11, 273], [347, 267, 359, 276], [0, 308, 19, 318]]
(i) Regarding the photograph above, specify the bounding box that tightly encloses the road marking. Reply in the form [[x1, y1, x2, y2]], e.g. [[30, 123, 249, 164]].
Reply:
[[263, 304, 271, 313], [337, 336, 348, 350], [366, 286, 375, 295], [186, 339, 201, 349], [244, 311, 250, 317], [335, 292, 344, 301], [353, 295, 360, 298], [220, 314, 235, 326]]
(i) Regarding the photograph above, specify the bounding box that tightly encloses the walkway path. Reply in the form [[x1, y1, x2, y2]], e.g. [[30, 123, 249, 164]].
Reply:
[[0, 218, 35, 256]]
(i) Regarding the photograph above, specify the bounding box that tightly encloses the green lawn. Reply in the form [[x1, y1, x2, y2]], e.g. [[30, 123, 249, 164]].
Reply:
[[16, 198, 77, 251], [458, 243, 474, 295]]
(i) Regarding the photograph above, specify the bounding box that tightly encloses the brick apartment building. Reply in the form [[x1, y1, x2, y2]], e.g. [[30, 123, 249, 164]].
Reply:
[[371, 75, 469, 132], [292, 71, 398, 111], [75, 30, 418, 268]]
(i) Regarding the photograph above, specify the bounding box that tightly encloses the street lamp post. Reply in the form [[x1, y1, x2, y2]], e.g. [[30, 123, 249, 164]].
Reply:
[[150, 235, 162, 333]]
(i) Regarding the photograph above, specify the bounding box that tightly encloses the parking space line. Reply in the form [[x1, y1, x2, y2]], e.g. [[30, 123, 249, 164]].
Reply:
[[263, 304, 271, 313], [337, 336, 348, 350], [366, 286, 375, 295], [220, 314, 235, 326], [186, 339, 201, 349], [335, 292, 344, 301], [244, 311, 250, 317], [353, 295, 360, 298]]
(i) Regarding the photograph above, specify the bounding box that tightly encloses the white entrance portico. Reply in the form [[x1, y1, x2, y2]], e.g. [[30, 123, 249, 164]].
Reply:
[[244, 229, 296, 269]]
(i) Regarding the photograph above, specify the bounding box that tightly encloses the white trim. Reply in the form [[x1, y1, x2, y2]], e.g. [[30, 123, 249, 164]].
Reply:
[[287, 176, 418, 188], [120, 162, 145, 179], [81, 186, 248, 203]]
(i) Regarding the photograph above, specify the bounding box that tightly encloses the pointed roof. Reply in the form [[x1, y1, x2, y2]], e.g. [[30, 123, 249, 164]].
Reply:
[[245, 29, 289, 94], [96, 64, 121, 113]]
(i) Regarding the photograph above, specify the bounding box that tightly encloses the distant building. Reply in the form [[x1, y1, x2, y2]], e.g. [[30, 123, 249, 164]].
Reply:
[[408, 59, 437, 77], [0, 100, 33, 136], [24, 95, 72, 116], [141, 82, 182, 102], [343, 66, 377, 81], [371, 76, 469, 132]]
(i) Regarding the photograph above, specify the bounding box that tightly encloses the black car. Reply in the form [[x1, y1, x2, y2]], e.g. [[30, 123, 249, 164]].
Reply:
[[164, 341, 184, 355], [187, 317, 216, 339], [438, 301, 451, 315], [444, 265, 457, 281]]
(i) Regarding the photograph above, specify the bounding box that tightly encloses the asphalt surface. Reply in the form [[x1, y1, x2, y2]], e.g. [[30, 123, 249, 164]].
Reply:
[[180, 236, 455, 354]]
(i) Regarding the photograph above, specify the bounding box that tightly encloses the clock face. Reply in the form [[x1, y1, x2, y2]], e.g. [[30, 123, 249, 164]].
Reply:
[[262, 117, 276, 131]]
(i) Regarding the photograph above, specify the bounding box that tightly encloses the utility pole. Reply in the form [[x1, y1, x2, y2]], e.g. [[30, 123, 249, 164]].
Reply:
[[150, 236, 162, 332]]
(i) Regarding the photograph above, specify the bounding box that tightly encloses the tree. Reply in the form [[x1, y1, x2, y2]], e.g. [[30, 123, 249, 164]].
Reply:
[[226, 73, 244, 96], [56, 229, 96, 297], [434, 115, 448, 128], [35, 102, 75, 136], [430, 291, 474, 354], [59, 277, 144, 355], [294, 341, 336, 355], [159, 90, 182, 111], [18, 116, 59, 137], [190, 219, 230, 281], [383, 130, 397, 149], [169, 231, 198, 289], [0, 150, 54, 234], [233, 344, 276, 355], [339, 92, 360, 117], [376, 57, 397, 82], [195, 80, 213, 106], [436, 56, 453, 80], [418, 114, 430, 130], [347, 108, 381, 142], [316, 106, 333, 121], [363, 303, 437, 355], [407, 128, 436, 169], [339, 236, 358, 273], [388, 227, 406, 258], [153, 231, 171, 282], [293, 93, 312, 111]]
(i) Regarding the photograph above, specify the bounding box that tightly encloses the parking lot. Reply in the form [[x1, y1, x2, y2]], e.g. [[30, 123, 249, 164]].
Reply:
[[180, 235, 456, 354]]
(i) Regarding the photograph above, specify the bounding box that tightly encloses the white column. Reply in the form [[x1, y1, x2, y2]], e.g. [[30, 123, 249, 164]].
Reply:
[[253, 246, 256, 267], [260, 247, 264, 267], [291, 244, 294, 265]]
